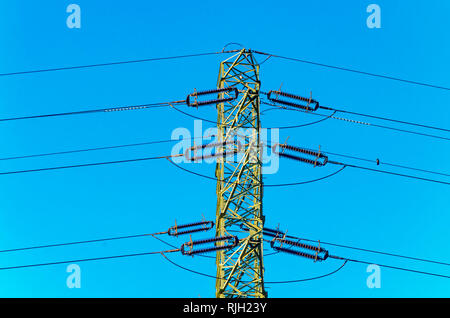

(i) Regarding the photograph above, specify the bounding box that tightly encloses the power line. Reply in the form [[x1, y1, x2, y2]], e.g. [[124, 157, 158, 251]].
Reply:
[[261, 101, 450, 141], [265, 142, 450, 185], [2, 141, 447, 187], [4, 225, 448, 271], [0, 249, 178, 272], [0, 233, 160, 254], [0, 154, 174, 176], [319, 105, 450, 133], [3, 109, 446, 178], [275, 232, 450, 267], [0, 101, 181, 123], [329, 255, 450, 279], [3, 238, 447, 281], [261, 231, 450, 279], [264, 166, 346, 187], [365, 122, 450, 141], [0, 139, 174, 161], [0, 225, 218, 259], [260, 91, 450, 133], [2, 46, 448, 295], [163, 247, 450, 281], [0, 51, 238, 78], [320, 150, 450, 178], [252, 50, 450, 91], [172, 102, 338, 130], [0, 137, 210, 162], [329, 161, 450, 186], [5, 224, 448, 268], [172, 102, 450, 180], [1, 139, 448, 187], [6, 48, 447, 94], [265, 139, 450, 178]]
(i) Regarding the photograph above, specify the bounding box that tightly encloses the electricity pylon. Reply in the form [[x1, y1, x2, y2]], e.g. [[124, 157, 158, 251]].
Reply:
[[215, 49, 266, 298]]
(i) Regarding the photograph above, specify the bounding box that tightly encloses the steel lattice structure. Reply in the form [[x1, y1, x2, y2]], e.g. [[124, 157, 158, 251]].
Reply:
[[215, 49, 266, 298]]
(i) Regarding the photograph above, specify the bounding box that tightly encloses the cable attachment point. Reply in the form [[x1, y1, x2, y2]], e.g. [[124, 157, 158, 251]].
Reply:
[[167, 220, 214, 237], [267, 90, 319, 112], [240, 225, 288, 239], [180, 235, 239, 256], [272, 143, 328, 166], [270, 237, 329, 261], [186, 87, 238, 107]]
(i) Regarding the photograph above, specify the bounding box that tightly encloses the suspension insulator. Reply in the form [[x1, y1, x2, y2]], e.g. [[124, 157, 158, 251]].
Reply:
[[273, 143, 328, 167], [184, 141, 242, 162], [267, 90, 319, 112], [167, 220, 214, 237], [181, 235, 239, 256], [186, 87, 238, 107], [274, 238, 327, 253], [270, 238, 329, 261], [185, 150, 240, 162], [184, 141, 242, 161], [273, 245, 321, 260]]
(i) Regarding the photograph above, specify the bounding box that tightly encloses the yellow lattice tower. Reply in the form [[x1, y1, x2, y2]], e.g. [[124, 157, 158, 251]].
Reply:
[[215, 49, 266, 298]]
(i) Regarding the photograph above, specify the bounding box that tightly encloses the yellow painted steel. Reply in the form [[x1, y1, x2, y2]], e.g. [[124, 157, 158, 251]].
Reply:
[[215, 49, 266, 298]]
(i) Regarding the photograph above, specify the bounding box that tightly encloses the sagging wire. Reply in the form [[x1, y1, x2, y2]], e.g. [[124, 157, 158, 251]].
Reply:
[[245, 224, 450, 267], [0, 86, 240, 123], [4, 132, 444, 179], [262, 90, 450, 141], [328, 255, 450, 279], [264, 236, 450, 279], [319, 150, 450, 178], [166, 156, 347, 187], [0, 50, 240, 78], [332, 161, 450, 186], [0, 138, 179, 162], [173, 96, 338, 130], [168, 136, 346, 188], [269, 142, 450, 185], [254, 225, 450, 278], [0, 141, 235, 176], [261, 107, 338, 129], [251, 49, 450, 92], [221, 43, 245, 52], [0, 232, 240, 272], [0, 101, 184, 123], [0, 250, 179, 271], [264, 138, 450, 179], [160, 251, 348, 284], [0, 154, 178, 176], [2, 139, 446, 186]]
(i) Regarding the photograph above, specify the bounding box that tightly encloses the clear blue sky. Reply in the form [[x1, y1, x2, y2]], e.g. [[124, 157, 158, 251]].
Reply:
[[0, 1, 449, 297]]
